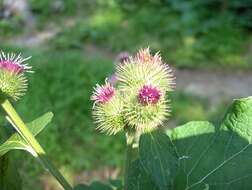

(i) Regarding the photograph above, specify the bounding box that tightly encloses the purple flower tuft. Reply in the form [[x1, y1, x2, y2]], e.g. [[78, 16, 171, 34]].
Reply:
[[0, 51, 32, 74], [116, 52, 130, 64], [91, 83, 115, 104], [108, 74, 118, 86], [138, 85, 161, 105], [136, 48, 162, 64], [0, 60, 24, 74]]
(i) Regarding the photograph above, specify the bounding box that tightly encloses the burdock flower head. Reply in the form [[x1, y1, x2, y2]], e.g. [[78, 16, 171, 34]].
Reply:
[[91, 47, 175, 134], [91, 81, 124, 135], [0, 51, 32, 100], [116, 48, 175, 132]]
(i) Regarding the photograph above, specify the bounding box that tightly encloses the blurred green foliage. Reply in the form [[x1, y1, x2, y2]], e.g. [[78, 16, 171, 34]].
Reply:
[[1, 0, 251, 67], [50, 0, 252, 68]]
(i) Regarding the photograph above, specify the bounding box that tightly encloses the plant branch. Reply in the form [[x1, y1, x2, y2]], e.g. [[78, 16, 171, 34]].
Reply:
[[1, 99, 73, 190]]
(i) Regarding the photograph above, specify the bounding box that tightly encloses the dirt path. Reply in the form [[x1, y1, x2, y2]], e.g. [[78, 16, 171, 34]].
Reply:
[[176, 69, 252, 104]]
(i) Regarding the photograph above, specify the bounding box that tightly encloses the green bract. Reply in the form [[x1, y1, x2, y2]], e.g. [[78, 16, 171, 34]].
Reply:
[[123, 94, 170, 132], [0, 70, 27, 100], [116, 54, 174, 94], [92, 94, 125, 135]]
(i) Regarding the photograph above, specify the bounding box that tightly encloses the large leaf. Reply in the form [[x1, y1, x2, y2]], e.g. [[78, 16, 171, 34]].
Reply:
[[0, 155, 22, 190], [74, 181, 119, 190], [0, 112, 53, 157], [139, 131, 178, 190], [108, 179, 123, 189], [136, 97, 252, 190], [166, 97, 252, 189], [128, 159, 159, 190], [74, 184, 91, 190]]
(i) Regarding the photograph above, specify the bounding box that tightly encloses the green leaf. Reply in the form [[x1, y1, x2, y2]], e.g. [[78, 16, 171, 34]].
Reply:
[[74, 184, 91, 190], [0, 155, 22, 190], [74, 181, 116, 190], [166, 97, 252, 189], [139, 131, 178, 190], [134, 97, 252, 189], [128, 160, 159, 190], [89, 181, 113, 190], [108, 179, 123, 189], [221, 97, 252, 142], [0, 112, 53, 157]]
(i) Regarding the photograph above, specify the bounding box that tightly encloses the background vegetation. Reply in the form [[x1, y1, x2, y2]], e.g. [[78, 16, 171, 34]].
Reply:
[[0, 0, 251, 189]]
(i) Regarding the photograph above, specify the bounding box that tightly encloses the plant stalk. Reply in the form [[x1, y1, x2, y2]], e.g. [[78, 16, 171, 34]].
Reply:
[[1, 99, 73, 190], [124, 132, 135, 190]]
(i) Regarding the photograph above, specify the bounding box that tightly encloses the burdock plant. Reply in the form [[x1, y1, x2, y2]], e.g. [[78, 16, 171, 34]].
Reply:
[[91, 48, 175, 189], [0, 48, 251, 190], [0, 51, 73, 190]]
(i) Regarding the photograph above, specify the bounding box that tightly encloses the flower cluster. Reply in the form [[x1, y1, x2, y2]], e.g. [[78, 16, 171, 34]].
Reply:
[[0, 51, 32, 100], [91, 48, 175, 134]]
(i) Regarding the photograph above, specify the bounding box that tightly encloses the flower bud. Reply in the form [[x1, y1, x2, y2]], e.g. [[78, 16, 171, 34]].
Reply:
[[116, 48, 175, 132], [91, 82, 124, 135], [0, 51, 32, 100], [123, 84, 170, 132]]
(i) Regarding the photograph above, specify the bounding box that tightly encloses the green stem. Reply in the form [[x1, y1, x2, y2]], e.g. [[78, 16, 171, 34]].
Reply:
[[124, 132, 135, 190], [1, 99, 73, 190]]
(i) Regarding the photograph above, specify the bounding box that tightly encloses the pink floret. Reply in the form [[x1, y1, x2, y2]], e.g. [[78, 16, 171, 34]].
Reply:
[[108, 74, 118, 86], [0, 60, 24, 74], [138, 85, 161, 105], [116, 52, 130, 64], [91, 84, 115, 104]]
